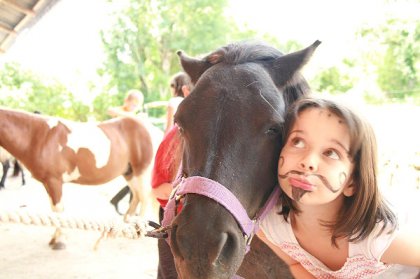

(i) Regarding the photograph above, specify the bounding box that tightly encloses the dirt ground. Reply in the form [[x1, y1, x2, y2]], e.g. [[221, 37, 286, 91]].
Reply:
[[0, 177, 159, 279]]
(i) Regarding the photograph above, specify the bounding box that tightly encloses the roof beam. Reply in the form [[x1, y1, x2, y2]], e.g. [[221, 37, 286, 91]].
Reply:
[[1, 0, 36, 17], [0, 23, 17, 35], [0, 0, 61, 54]]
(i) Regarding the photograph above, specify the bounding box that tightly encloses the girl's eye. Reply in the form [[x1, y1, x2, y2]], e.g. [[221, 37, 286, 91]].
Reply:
[[291, 137, 305, 148], [324, 149, 340, 160]]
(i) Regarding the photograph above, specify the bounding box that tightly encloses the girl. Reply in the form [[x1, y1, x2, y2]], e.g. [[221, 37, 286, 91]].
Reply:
[[258, 97, 420, 278], [164, 72, 192, 135]]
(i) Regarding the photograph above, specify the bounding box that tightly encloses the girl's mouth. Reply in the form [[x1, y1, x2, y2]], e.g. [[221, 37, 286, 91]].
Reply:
[[288, 177, 314, 191]]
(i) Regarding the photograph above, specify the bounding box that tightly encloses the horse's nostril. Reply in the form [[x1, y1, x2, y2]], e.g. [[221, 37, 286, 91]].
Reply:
[[225, 231, 242, 262], [172, 221, 241, 267], [208, 232, 229, 265], [210, 231, 241, 268]]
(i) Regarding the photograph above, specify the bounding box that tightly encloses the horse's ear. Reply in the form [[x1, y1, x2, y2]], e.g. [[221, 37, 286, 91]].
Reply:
[[177, 50, 213, 84], [273, 40, 321, 86]]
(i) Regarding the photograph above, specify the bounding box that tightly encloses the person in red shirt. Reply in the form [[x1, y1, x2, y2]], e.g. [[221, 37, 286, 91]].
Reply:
[[151, 73, 192, 279], [151, 125, 182, 209]]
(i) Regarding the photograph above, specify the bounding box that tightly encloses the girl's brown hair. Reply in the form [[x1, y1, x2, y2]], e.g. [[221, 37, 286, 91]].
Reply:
[[278, 97, 397, 246], [170, 72, 192, 98]]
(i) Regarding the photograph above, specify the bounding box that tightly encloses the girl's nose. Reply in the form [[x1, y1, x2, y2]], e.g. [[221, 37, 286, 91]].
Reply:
[[299, 153, 318, 172]]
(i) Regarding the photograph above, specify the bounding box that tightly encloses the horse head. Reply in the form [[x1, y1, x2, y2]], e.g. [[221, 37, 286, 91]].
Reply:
[[167, 40, 320, 278]]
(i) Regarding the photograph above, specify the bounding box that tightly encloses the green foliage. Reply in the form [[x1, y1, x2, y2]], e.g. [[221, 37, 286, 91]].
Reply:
[[0, 63, 90, 121], [359, 18, 420, 101], [91, 91, 120, 121], [93, 0, 260, 120], [1, 1, 284, 122], [312, 59, 356, 95], [278, 40, 304, 53], [4, 1, 418, 119]]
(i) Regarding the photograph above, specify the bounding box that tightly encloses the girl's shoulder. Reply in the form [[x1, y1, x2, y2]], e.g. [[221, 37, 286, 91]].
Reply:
[[350, 221, 398, 261], [260, 203, 295, 245]]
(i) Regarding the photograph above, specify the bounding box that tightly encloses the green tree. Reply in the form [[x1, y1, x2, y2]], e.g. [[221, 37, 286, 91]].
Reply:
[[360, 18, 419, 101], [0, 63, 90, 121], [93, 0, 260, 120], [313, 58, 356, 94]]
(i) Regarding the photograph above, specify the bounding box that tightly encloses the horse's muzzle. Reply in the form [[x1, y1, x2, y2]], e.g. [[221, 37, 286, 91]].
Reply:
[[169, 202, 246, 279]]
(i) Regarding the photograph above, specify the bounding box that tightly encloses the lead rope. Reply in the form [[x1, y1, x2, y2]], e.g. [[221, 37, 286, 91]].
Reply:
[[1, 208, 246, 278], [0, 208, 161, 249]]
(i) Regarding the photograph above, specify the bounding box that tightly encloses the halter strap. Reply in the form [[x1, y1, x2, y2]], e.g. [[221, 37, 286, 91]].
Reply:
[[162, 176, 279, 248]]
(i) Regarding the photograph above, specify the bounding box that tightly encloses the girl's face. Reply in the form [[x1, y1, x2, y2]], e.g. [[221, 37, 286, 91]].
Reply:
[[278, 107, 355, 205]]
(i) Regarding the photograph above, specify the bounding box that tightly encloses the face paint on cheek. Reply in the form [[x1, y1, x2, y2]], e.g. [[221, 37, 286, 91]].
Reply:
[[316, 171, 348, 193], [312, 174, 340, 193]]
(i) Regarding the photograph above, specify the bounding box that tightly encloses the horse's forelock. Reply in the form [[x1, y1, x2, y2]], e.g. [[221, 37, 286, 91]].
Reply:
[[210, 41, 310, 105], [208, 41, 283, 65]]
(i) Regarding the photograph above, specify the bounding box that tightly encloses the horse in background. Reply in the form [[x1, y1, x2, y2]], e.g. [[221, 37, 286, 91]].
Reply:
[[0, 147, 25, 188], [0, 110, 42, 189], [0, 108, 154, 249], [162, 40, 320, 278]]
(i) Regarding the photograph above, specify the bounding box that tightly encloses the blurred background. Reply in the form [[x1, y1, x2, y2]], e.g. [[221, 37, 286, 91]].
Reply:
[[0, 0, 419, 190], [0, 2, 418, 278]]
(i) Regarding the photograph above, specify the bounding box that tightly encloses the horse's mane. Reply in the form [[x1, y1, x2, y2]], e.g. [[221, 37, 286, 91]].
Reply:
[[207, 40, 284, 66], [283, 77, 310, 107], [207, 41, 310, 107]]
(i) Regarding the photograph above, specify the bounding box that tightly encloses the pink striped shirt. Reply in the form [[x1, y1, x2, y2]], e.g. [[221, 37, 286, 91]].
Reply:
[[260, 204, 419, 278]]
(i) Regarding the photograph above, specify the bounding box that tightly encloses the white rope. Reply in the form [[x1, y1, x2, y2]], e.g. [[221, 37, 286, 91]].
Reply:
[[0, 208, 150, 249]]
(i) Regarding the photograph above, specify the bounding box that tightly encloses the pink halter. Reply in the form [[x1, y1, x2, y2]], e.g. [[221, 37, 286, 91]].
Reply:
[[162, 176, 280, 252]]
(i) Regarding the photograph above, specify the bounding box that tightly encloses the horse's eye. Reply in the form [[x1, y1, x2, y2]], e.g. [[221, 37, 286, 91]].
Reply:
[[177, 125, 184, 134], [266, 127, 280, 136], [174, 118, 183, 133]]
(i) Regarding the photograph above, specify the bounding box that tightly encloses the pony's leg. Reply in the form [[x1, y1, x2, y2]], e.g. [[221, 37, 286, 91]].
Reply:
[[123, 177, 140, 222], [48, 227, 66, 250], [124, 175, 152, 222], [45, 180, 67, 250], [48, 201, 67, 250], [0, 160, 10, 188]]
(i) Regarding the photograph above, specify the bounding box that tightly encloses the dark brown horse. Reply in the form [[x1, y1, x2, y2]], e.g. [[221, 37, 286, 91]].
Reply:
[[0, 108, 154, 249], [163, 40, 320, 278]]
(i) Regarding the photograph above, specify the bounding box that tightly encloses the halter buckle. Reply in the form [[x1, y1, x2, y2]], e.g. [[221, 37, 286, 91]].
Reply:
[[145, 220, 171, 239], [244, 219, 257, 246]]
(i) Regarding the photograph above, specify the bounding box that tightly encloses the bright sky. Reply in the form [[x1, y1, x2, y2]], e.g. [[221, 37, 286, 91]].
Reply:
[[1, 0, 111, 96], [1, 0, 418, 93]]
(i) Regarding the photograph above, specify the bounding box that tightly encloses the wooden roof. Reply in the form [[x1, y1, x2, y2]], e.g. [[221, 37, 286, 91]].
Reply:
[[0, 0, 61, 54]]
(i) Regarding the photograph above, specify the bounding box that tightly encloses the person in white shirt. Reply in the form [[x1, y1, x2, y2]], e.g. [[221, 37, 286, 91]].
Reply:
[[258, 97, 420, 279]]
